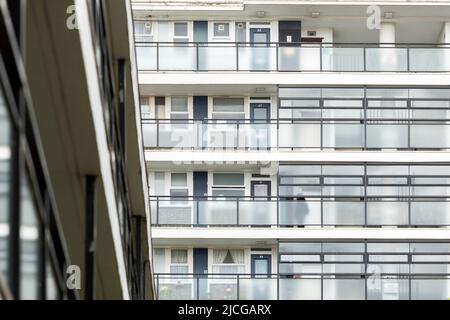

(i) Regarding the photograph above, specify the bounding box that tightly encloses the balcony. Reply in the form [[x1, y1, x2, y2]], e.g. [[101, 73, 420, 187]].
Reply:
[[142, 119, 450, 150], [136, 42, 450, 72], [154, 273, 450, 300], [150, 196, 450, 227]]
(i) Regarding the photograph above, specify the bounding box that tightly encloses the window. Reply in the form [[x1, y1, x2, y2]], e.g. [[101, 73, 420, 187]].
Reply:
[[19, 174, 41, 300], [212, 249, 245, 274], [0, 90, 10, 283], [170, 173, 188, 200], [212, 98, 245, 120], [153, 248, 166, 274], [212, 173, 245, 197], [170, 97, 189, 119], [155, 97, 166, 119], [134, 21, 153, 42], [213, 22, 230, 38], [170, 249, 188, 274], [140, 97, 150, 118], [173, 22, 189, 42]]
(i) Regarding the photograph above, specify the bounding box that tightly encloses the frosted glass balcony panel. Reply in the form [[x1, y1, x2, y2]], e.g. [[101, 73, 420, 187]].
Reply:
[[410, 125, 450, 148], [411, 280, 450, 300], [366, 48, 408, 71], [238, 47, 276, 71], [239, 278, 277, 300], [279, 279, 321, 300], [367, 125, 408, 148], [278, 123, 321, 148], [198, 46, 237, 71], [323, 279, 365, 300], [198, 201, 237, 225], [323, 123, 364, 148], [136, 45, 157, 70], [159, 46, 196, 70], [142, 123, 157, 147], [278, 46, 321, 71], [323, 201, 365, 225], [411, 202, 450, 225], [239, 123, 273, 149], [158, 204, 193, 225], [410, 48, 450, 72], [206, 279, 238, 300], [367, 279, 410, 300], [207, 123, 238, 148], [239, 200, 277, 225], [322, 47, 364, 71], [158, 123, 197, 148], [157, 280, 194, 300], [279, 200, 321, 226], [367, 202, 409, 226]]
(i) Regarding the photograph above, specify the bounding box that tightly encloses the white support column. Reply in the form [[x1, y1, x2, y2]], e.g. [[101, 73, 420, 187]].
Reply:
[[379, 22, 396, 46], [439, 22, 450, 71], [379, 22, 397, 70]]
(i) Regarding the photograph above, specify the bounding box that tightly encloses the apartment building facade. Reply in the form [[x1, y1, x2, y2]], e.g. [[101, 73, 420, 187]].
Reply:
[[1, 0, 153, 299], [133, 0, 450, 300]]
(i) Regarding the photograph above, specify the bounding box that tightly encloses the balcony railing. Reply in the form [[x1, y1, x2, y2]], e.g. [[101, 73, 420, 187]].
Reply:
[[150, 196, 450, 227], [155, 273, 450, 300], [142, 118, 450, 150], [136, 42, 450, 72]]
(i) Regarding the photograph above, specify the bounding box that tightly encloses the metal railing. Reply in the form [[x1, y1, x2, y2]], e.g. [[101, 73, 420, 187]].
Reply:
[[135, 42, 450, 72], [154, 273, 450, 300], [150, 196, 450, 227]]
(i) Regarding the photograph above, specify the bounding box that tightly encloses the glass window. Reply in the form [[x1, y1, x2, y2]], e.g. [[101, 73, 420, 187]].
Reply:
[[173, 22, 189, 42], [0, 89, 10, 286], [153, 248, 166, 274], [171, 173, 187, 187], [170, 249, 188, 274], [170, 97, 188, 119], [213, 23, 230, 37], [19, 175, 42, 300], [154, 172, 165, 195], [134, 21, 153, 42], [213, 173, 244, 186], [212, 98, 244, 119], [212, 249, 245, 274]]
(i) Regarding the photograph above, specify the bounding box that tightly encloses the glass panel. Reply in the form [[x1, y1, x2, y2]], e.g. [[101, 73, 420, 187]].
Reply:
[[279, 278, 321, 300], [366, 48, 408, 71], [278, 123, 321, 148], [323, 201, 364, 225], [322, 47, 364, 71], [159, 45, 196, 70], [239, 278, 277, 300], [171, 173, 187, 187], [367, 278, 409, 300], [198, 200, 237, 225], [279, 200, 321, 226], [239, 200, 276, 225], [154, 248, 166, 273], [238, 46, 277, 71], [213, 173, 244, 186], [171, 97, 188, 112], [213, 23, 230, 37], [323, 279, 365, 300], [411, 280, 450, 300], [135, 45, 157, 70], [411, 202, 450, 225], [20, 175, 41, 300], [367, 125, 408, 148], [367, 202, 409, 225], [0, 90, 10, 282], [174, 22, 188, 37], [198, 46, 236, 71], [410, 125, 450, 148], [205, 277, 237, 300], [279, 47, 321, 71], [409, 48, 450, 72]]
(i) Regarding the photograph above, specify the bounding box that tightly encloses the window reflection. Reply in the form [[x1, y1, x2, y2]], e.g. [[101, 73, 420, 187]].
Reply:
[[19, 175, 41, 300], [0, 89, 11, 283]]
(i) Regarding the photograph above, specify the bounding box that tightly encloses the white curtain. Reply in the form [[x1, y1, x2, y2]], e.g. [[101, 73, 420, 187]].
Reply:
[[213, 249, 228, 264], [171, 249, 187, 264], [230, 250, 245, 264]]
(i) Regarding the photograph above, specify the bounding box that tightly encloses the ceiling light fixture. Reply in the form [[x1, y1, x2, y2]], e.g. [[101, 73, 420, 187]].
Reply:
[[311, 12, 320, 19]]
